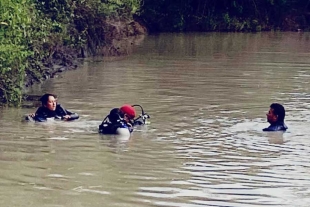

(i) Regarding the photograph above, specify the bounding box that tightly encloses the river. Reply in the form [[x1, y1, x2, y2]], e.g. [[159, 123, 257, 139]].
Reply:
[[1, 32, 310, 207]]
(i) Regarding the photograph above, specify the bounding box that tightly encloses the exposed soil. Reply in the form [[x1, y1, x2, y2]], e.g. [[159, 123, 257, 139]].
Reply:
[[23, 19, 147, 93]]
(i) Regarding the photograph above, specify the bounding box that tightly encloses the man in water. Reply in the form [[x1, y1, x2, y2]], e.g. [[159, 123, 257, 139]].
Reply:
[[263, 103, 287, 131], [99, 104, 136, 134], [27, 93, 79, 122]]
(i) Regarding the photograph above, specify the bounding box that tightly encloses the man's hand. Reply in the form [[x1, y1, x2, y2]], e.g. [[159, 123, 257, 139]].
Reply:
[[62, 115, 71, 121], [127, 122, 133, 127]]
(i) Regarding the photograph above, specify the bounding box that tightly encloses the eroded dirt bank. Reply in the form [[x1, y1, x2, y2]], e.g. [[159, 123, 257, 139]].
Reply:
[[24, 19, 147, 91]]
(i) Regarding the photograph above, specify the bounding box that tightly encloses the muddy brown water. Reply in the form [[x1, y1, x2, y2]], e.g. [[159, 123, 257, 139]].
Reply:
[[1, 32, 310, 207]]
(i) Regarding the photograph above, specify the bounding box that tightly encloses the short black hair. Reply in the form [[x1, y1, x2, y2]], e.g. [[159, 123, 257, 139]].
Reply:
[[270, 103, 285, 122], [39, 93, 57, 105]]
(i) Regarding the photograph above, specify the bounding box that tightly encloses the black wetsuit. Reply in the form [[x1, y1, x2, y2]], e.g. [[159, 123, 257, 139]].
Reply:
[[98, 108, 133, 134], [99, 119, 132, 134], [99, 108, 149, 134], [263, 121, 287, 132], [31, 104, 79, 122]]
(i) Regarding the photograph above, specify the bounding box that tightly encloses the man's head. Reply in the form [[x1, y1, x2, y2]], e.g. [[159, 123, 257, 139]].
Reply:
[[266, 103, 285, 124], [39, 93, 57, 111], [120, 104, 136, 122]]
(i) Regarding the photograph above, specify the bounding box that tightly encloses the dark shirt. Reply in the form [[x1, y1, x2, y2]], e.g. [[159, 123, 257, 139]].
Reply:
[[99, 108, 134, 134], [263, 121, 287, 132], [99, 108, 150, 134], [99, 120, 133, 134], [33, 104, 79, 122]]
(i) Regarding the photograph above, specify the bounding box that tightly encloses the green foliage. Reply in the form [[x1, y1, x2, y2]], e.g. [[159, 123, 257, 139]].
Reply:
[[0, 45, 31, 104], [0, 0, 142, 105], [139, 0, 310, 32], [1, 0, 308, 106], [0, 0, 33, 105], [2, 0, 309, 106], [34, 0, 73, 22]]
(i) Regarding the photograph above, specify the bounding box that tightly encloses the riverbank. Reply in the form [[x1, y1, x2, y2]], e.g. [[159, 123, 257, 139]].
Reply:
[[0, 0, 146, 106], [22, 19, 147, 99], [2, 0, 309, 105]]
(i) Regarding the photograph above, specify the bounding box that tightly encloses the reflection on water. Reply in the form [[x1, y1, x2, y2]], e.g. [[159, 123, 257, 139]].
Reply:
[[1, 32, 310, 207]]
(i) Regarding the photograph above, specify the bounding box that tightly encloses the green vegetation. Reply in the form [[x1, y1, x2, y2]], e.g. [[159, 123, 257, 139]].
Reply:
[[0, 0, 141, 105], [139, 0, 310, 32], [1, 0, 309, 105], [0, 0, 33, 104]]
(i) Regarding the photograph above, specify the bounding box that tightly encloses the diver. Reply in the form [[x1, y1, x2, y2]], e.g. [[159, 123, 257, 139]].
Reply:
[[98, 104, 150, 134], [26, 93, 79, 122], [263, 103, 287, 131]]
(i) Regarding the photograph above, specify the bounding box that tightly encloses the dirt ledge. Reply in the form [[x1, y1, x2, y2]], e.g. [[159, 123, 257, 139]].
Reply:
[[23, 19, 147, 92]]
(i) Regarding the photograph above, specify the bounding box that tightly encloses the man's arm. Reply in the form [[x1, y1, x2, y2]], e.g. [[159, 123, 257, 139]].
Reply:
[[33, 107, 47, 122], [57, 104, 79, 121]]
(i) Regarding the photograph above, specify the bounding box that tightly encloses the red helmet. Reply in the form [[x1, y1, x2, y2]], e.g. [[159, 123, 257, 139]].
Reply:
[[120, 104, 136, 119]]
